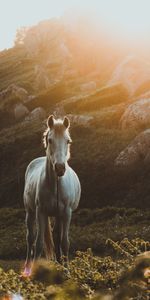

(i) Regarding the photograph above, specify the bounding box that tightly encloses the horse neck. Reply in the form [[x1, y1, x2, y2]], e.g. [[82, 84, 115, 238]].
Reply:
[[45, 156, 57, 193]]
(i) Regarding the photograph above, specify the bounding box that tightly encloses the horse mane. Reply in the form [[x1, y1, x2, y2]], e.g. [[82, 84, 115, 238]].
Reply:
[[43, 128, 49, 149]]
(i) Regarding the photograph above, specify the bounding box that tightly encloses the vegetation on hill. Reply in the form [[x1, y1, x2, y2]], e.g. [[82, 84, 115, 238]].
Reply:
[[0, 18, 150, 210], [64, 84, 129, 114], [1, 117, 149, 208], [0, 16, 150, 299]]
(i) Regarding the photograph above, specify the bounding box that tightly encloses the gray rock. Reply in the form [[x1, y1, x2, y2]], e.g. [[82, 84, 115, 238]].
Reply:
[[25, 107, 46, 121], [67, 114, 93, 125], [120, 98, 150, 129], [0, 84, 28, 102], [11, 84, 28, 101], [115, 129, 150, 167], [14, 103, 29, 120], [109, 55, 150, 96]]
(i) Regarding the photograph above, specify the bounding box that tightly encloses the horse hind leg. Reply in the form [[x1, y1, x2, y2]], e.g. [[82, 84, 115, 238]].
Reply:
[[24, 209, 35, 271], [53, 217, 63, 263]]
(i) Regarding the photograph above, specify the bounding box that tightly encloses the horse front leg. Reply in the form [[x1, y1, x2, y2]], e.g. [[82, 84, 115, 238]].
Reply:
[[34, 208, 47, 261], [53, 217, 63, 263], [61, 208, 72, 265]]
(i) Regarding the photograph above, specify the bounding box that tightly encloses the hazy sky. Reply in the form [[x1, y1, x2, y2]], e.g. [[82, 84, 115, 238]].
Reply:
[[0, 0, 150, 50]]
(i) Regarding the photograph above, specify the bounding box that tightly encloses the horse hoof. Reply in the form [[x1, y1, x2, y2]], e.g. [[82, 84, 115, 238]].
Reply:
[[21, 266, 32, 277]]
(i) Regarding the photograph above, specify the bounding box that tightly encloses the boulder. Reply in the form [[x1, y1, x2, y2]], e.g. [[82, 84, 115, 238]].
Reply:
[[120, 98, 150, 130], [11, 84, 28, 101], [115, 129, 150, 167], [0, 85, 12, 101], [23, 95, 36, 106], [0, 84, 28, 102], [14, 103, 29, 120], [67, 114, 93, 125], [25, 107, 46, 121], [109, 55, 150, 96]]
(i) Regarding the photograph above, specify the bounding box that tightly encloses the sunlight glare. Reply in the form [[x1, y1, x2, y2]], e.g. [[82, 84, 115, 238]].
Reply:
[[0, 0, 150, 50]]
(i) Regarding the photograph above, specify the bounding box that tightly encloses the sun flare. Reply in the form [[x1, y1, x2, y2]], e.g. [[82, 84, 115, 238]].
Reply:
[[0, 0, 150, 51]]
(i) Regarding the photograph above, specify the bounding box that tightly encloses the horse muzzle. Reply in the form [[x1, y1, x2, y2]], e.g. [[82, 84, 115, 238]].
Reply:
[[55, 163, 66, 177]]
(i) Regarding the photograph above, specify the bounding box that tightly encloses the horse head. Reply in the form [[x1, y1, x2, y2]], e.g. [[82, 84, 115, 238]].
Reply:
[[44, 115, 72, 177]]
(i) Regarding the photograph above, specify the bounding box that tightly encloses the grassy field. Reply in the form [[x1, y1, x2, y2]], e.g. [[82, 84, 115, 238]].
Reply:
[[0, 206, 149, 259], [0, 207, 149, 299]]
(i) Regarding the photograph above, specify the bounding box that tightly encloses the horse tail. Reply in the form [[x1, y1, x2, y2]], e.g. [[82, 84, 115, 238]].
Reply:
[[44, 218, 55, 260]]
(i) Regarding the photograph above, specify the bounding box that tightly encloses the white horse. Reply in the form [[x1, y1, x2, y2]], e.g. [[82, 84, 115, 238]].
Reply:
[[23, 115, 81, 273]]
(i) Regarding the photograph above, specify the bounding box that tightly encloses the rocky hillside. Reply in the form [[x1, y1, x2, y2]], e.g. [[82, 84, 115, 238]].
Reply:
[[0, 18, 150, 209]]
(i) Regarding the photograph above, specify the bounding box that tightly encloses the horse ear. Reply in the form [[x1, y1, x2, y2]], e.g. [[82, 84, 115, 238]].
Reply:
[[47, 115, 54, 129], [63, 116, 70, 128]]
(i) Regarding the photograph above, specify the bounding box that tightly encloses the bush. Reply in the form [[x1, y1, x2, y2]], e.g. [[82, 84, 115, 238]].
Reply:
[[0, 245, 149, 299]]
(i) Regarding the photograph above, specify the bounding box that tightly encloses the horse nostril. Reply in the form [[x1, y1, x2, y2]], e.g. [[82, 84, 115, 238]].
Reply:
[[55, 163, 66, 175]]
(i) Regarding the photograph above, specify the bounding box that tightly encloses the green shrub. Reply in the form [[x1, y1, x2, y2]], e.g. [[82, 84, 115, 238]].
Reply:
[[0, 246, 149, 299]]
